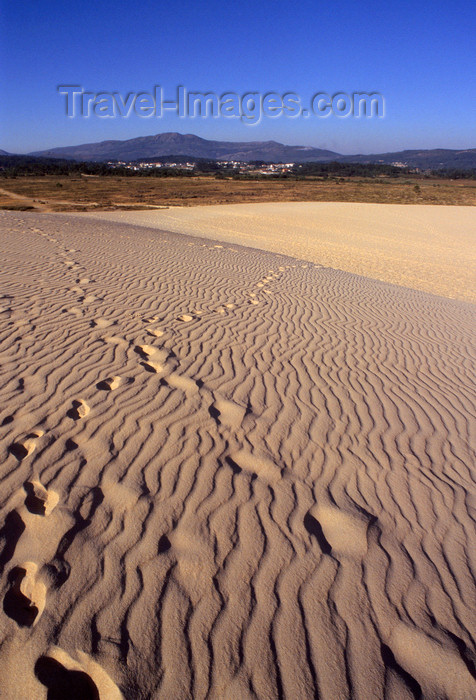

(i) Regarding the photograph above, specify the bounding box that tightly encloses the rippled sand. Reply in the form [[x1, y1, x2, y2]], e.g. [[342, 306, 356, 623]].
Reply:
[[84, 202, 476, 303], [0, 211, 475, 699]]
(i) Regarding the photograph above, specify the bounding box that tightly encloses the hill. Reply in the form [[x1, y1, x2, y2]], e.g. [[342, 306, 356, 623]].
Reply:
[[30, 133, 339, 163], [3, 134, 474, 169]]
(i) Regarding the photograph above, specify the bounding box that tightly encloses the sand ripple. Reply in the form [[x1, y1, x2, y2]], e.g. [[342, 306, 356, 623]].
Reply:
[[0, 211, 475, 699]]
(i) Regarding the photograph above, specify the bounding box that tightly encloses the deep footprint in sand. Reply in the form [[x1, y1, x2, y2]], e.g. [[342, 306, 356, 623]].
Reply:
[[67, 307, 84, 317], [96, 376, 121, 391], [387, 623, 476, 699], [103, 336, 128, 347], [91, 318, 114, 328], [307, 504, 376, 558], [142, 360, 165, 373], [67, 399, 90, 420], [9, 430, 44, 460], [146, 327, 164, 338], [227, 449, 282, 482], [303, 512, 333, 555], [210, 397, 247, 428], [134, 344, 159, 358], [35, 647, 123, 700], [164, 373, 200, 393], [4, 561, 46, 627], [158, 534, 172, 553], [177, 314, 194, 322], [24, 480, 59, 516], [135, 345, 172, 374]]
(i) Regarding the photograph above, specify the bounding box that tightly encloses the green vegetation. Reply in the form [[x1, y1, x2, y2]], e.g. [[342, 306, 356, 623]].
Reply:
[[1, 155, 475, 180]]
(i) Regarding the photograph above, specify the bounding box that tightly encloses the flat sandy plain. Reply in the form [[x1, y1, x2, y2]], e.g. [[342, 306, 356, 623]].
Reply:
[[0, 208, 475, 699], [83, 202, 476, 303]]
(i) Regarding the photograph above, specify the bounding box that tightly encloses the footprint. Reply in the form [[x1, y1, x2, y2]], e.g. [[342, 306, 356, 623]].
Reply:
[[4, 562, 46, 627], [9, 430, 44, 460], [35, 657, 100, 699], [67, 307, 83, 317], [388, 623, 476, 699], [67, 399, 90, 420], [158, 534, 171, 554], [24, 480, 59, 516], [134, 344, 159, 358], [141, 361, 165, 374], [35, 647, 122, 700], [303, 512, 332, 555], [210, 397, 246, 428], [0, 511, 26, 576], [91, 318, 114, 328], [143, 315, 159, 323], [96, 376, 121, 391], [146, 327, 164, 338], [135, 345, 171, 367], [228, 449, 282, 482], [103, 336, 128, 346], [308, 504, 375, 558], [164, 373, 199, 394], [224, 456, 243, 475], [177, 314, 194, 322]]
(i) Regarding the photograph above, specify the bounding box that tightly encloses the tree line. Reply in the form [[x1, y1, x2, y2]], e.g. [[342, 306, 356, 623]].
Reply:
[[1, 155, 475, 180]]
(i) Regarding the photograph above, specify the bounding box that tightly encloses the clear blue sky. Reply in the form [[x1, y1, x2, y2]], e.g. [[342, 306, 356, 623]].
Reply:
[[1, 0, 475, 154]]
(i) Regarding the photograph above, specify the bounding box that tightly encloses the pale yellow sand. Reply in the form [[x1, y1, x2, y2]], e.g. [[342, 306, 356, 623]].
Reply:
[[83, 202, 476, 303], [0, 211, 475, 699]]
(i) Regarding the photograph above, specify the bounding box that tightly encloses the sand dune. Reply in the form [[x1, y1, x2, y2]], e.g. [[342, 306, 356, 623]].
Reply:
[[82, 202, 476, 304], [0, 210, 475, 699]]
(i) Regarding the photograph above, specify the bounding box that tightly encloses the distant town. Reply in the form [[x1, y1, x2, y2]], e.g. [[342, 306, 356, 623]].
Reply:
[[107, 160, 297, 175], [2, 152, 476, 181]]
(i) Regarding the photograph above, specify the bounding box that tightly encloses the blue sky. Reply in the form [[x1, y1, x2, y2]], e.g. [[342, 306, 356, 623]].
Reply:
[[1, 0, 475, 154]]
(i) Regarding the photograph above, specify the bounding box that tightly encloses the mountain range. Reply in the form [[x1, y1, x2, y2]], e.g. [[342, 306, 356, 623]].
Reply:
[[12, 133, 476, 168], [30, 133, 339, 164]]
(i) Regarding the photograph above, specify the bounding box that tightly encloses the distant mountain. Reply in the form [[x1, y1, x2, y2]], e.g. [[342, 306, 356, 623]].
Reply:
[[0, 149, 10, 156], [30, 133, 339, 163], [28, 134, 476, 169], [337, 148, 476, 169]]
